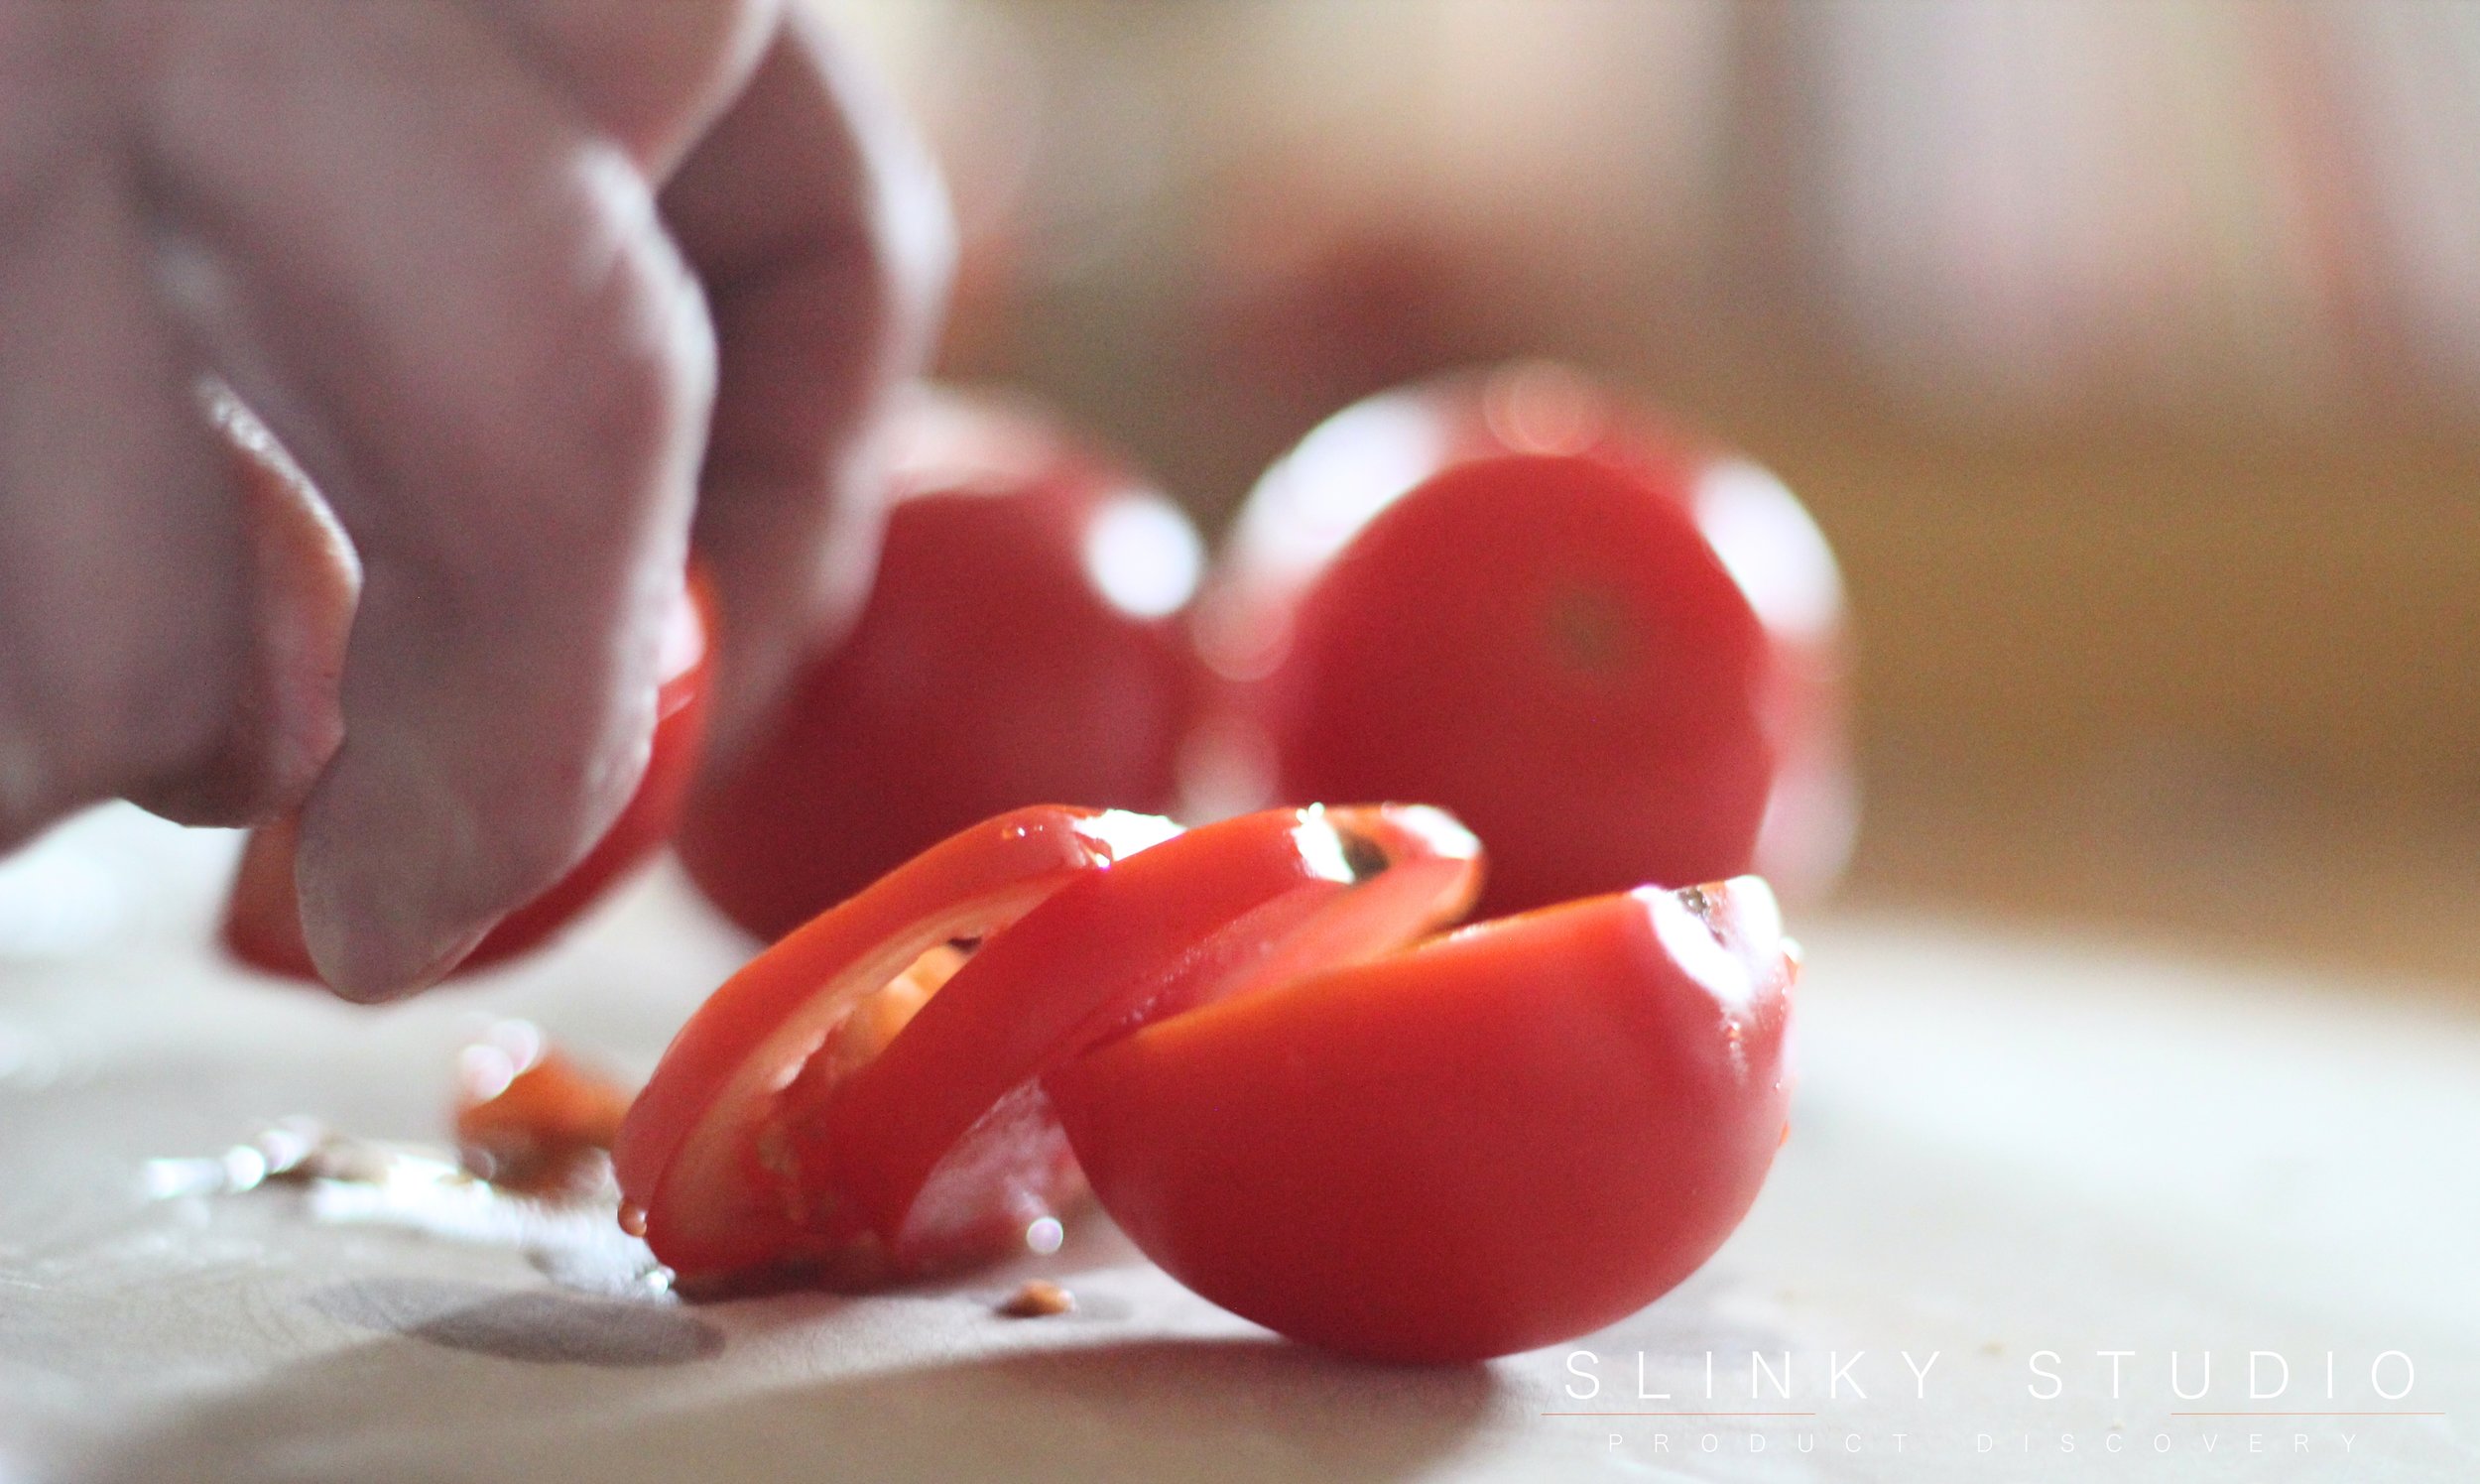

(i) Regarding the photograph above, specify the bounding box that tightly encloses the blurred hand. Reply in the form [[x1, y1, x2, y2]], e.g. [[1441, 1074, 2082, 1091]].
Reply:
[[0, 0, 950, 999]]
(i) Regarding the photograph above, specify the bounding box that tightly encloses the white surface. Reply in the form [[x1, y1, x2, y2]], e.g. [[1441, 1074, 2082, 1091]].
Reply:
[[0, 806, 2474, 1482]]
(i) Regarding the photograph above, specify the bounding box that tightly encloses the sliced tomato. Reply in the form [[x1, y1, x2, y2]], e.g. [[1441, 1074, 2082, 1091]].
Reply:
[[222, 570, 717, 984], [811, 804, 1484, 1258], [612, 805, 1182, 1288], [1045, 877, 1797, 1364]]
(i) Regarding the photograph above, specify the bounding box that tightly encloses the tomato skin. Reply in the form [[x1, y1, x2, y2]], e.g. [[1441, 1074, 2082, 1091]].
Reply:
[[1195, 365, 1850, 914], [615, 804, 1180, 1287], [1046, 877, 1796, 1365], [679, 390, 1205, 943], [814, 803, 1483, 1256], [222, 573, 715, 983]]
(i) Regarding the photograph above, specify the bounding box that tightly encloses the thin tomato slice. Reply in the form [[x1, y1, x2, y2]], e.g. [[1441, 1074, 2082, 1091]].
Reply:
[[613, 805, 1181, 1287], [1045, 878, 1797, 1364], [810, 804, 1483, 1256], [223, 570, 717, 983]]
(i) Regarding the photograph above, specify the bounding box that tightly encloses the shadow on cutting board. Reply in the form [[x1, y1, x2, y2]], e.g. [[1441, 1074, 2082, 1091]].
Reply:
[[304, 1277, 726, 1368], [81, 1282, 1502, 1484]]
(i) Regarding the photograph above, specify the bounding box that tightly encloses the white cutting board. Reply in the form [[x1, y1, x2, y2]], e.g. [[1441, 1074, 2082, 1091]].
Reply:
[[0, 806, 2473, 1482]]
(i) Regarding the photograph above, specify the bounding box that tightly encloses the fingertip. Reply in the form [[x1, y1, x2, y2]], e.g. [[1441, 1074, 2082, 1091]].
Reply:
[[309, 914, 496, 1005], [295, 810, 503, 1002], [287, 588, 666, 1003], [290, 745, 509, 1002]]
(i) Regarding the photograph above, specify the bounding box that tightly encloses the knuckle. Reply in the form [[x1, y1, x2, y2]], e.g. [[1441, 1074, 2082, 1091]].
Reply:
[[863, 114, 956, 363], [398, 163, 712, 617], [524, 170, 714, 522], [527, 0, 779, 157]]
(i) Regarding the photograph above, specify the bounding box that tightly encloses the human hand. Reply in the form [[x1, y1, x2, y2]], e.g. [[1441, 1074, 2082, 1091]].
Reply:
[[0, 0, 949, 999]]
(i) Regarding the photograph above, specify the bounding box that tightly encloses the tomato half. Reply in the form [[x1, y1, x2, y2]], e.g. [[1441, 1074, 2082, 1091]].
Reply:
[[222, 571, 717, 984], [1046, 876, 1797, 1364], [680, 389, 1206, 942], [613, 805, 1182, 1288], [810, 804, 1484, 1258], [1192, 363, 1852, 914]]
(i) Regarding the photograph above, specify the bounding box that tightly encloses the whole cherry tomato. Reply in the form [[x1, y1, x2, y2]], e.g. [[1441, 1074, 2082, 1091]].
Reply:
[[1047, 876, 1797, 1364], [1192, 363, 1851, 915], [615, 805, 1183, 1289], [222, 572, 714, 985], [679, 390, 1206, 942]]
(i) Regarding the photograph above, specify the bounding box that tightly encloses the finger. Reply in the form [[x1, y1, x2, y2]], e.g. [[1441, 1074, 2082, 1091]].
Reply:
[[658, 7, 954, 755], [134, 0, 714, 999], [129, 384, 360, 828], [464, 0, 781, 179], [0, 59, 248, 847], [152, 0, 762, 828]]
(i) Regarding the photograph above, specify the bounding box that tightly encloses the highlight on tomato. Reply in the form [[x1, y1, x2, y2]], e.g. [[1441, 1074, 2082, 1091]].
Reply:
[[678, 388, 1207, 944], [221, 571, 715, 986], [1188, 362, 1853, 916]]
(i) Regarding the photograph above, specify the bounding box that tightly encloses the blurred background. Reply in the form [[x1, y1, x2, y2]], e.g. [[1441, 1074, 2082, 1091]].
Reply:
[[834, 0, 2480, 987]]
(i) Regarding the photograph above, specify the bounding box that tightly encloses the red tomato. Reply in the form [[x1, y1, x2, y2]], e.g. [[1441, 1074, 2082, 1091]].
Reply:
[[679, 390, 1206, 942], [614, 805, 1183, 1289], [222, 572, 716, 984], [451, 1022, 633, 1196], [1047, 876, 1797, 1364], [811, 804, 1483, 1255], [1192, 363, 1851, 915]]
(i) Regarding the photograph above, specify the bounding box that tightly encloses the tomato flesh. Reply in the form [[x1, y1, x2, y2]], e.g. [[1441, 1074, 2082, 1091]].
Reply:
[[1046, 877, 1797, 1364], [613, 805, 1180, 1288], [222, 572, 716, 984], [811, 804, 1484, 1256]]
